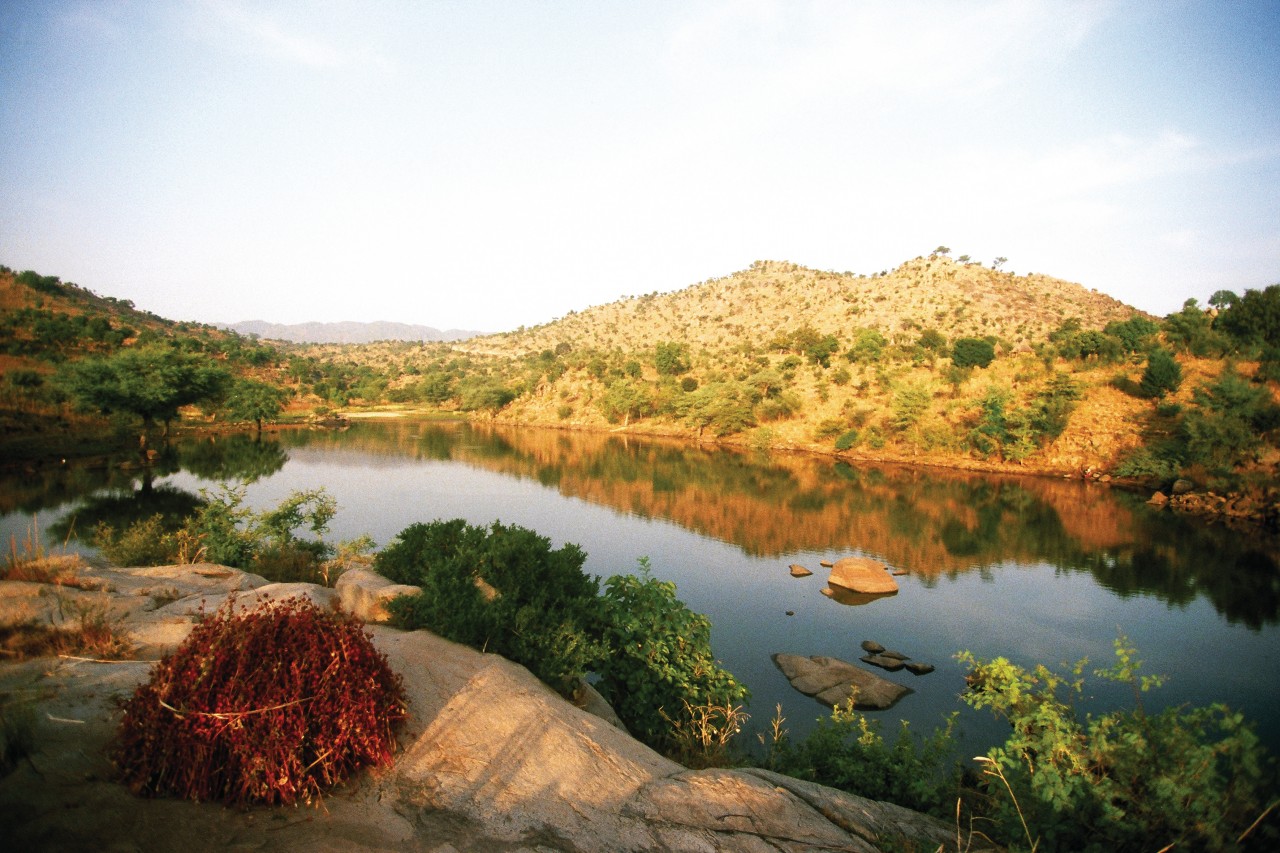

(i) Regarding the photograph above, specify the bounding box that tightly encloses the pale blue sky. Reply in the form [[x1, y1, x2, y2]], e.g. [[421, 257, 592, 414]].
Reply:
[[2, 1, 1277, 332]]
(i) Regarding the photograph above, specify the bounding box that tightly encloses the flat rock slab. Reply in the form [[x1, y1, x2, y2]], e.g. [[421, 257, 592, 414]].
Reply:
[[773, 653, 913, 711], [905, 662, 936, 676], [861, 654, 907, 672], [789, 563, 814, 577], [829, 557, 900, 595]]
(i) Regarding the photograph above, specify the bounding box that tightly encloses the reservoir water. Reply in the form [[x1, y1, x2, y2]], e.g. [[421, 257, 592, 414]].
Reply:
[[4, 418, 1278, 757]]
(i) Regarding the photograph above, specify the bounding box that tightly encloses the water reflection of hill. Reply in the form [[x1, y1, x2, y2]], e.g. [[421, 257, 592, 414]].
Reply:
[[289, 420, 1280, 628]]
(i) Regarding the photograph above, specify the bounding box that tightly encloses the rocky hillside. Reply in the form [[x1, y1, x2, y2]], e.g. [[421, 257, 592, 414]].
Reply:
[[463, 256, 1147, 358]]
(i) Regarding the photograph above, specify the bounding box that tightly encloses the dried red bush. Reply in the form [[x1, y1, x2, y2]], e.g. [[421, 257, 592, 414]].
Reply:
[[113, 595, 407, 805]]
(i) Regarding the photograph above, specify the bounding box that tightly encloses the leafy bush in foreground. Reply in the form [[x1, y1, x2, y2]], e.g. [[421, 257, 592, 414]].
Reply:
[[958, 637, 1277, 852], [114, 596, 406, 806], [595, 559, 749, 756], [768, 704, 962, 818], [379, 519, 604, 694]]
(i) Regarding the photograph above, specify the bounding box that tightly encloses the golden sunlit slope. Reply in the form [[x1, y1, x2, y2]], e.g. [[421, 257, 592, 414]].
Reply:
[[462, 256, 1149, 358]]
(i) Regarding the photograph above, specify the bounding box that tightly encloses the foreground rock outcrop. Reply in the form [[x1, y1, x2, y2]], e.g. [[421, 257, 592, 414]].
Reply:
[[1, 564, 963, 852]]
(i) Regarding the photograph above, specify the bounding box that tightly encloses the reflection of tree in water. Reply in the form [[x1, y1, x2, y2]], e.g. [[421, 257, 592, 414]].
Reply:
[[210, 418, 1280, 627], [1085, 520, 1280, 631], [50, 482, 204, 543], [177, 434, 287, 483]]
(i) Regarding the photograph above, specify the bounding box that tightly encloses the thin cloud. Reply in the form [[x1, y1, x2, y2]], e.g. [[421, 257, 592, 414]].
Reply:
[[198, 0, 350, 69]]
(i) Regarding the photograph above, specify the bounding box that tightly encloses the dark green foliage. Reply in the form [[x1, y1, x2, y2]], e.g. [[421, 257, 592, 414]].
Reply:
[[951, 336, 995, 369], [1103, 315, 1159, 353], [917, 328, 947, 352], [1162, 299, 1229, 356], [380, 519, 604, 693], [655, 341, 691, 376], [833, 429, 859, 451], [1208, 289, 1239, 310], [1179, 368, 1280, 471], [114, 596, 406, 805], [458, 378, 515, 412], [594, 560, 748, 751], [1217, 283, 1280, 349], [56, 344, 232, 434], [224, 377, 288, 430], [1138, 348, 1182, 399], [770, 706, 961, 818], [959, 638, 1277, 852]]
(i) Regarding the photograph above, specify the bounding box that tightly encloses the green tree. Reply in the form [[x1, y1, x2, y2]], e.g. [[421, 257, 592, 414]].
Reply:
[[1162, 299, 1228, 356], [1179, 368, 1280, 470], [57, 344, 231, 437], [654, 341, 691, 376], [1217, 284, 1280, 349], [225, 378, 288, 431], [1139, 348, 1182, 399], [1208, 289, 1239, 310], [951, 337, 995, 369]]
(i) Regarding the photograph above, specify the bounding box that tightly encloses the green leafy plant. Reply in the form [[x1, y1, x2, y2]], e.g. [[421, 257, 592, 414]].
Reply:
[[958, 637, 1278, 852], [380, 519, 604, 694], [1139, 347, 1183, 399], [113, 596, 406, 806], [593, 558, 748, 754], [769, 702, 962, 818]]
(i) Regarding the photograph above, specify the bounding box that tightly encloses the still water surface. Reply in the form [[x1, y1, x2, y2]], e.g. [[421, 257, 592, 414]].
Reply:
[[4, 418, 1278, 756]]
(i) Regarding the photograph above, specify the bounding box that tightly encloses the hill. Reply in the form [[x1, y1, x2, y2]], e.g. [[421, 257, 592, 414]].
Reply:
[[462, 256, 1146, 358], [226, 319, 480, 344]]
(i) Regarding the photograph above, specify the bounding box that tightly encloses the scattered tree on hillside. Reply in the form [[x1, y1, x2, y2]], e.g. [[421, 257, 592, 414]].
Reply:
[[952, 337, 996, 369], [1208, 289, 1239, 310], [654, 341, 691, 376], [1216, 284, 1280, 350], [1162, 299, 1228, 357], [1138, 348, 1182, 399], [57, 344, 232, 438]]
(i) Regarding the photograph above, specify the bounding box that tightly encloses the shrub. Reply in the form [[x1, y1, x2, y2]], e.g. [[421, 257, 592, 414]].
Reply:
[[93, 514, 179, 567], [834, 429, 859, 451], [380, 519, 604, 694], [951, 336, 995, 369], [594, 559, 748, 753], [771, 704, 962, 818], [1139, 348, 1182, 399], [113, 596, 406, 806], [959, 638, 1278, 852]]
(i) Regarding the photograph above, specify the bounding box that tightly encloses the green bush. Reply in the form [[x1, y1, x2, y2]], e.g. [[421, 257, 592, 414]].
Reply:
[[113, 596, 406, 805], [380, 519, 604, 694], [959, 638, 1277, 852], [770, 704, 962, 818], [951, 336, 996, 369], [593, 559, 748, 753], [834, 429, 859, 451], [1139, 348, 1183, 399], [1178, 368, 1280, 471], [93, 514, 180, 566]]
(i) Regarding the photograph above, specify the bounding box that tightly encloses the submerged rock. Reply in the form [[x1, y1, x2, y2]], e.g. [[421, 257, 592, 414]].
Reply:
[[905, 662, 936, 676], [773, 652, 913, 710], [861, 653, 907, 672], [789, 563, 814, 577], [860, 639, 886, 654]]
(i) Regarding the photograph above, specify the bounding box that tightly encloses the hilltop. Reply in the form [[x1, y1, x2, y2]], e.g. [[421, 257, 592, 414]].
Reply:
[[465, 256, 1145, 358]]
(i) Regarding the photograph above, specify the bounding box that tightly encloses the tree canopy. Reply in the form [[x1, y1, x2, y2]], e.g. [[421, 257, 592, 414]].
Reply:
[[58, 344, 231, 434]]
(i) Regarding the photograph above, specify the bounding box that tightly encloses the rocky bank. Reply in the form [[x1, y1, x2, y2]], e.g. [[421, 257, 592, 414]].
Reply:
[[0, 563, 968, 852]]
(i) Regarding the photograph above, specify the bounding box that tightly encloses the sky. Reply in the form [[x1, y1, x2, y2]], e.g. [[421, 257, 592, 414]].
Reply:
[[2, 1, 1278, 333]]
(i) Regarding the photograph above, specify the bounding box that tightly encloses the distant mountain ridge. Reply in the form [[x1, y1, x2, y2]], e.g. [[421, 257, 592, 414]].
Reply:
[[226, 320, 480, 344]]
